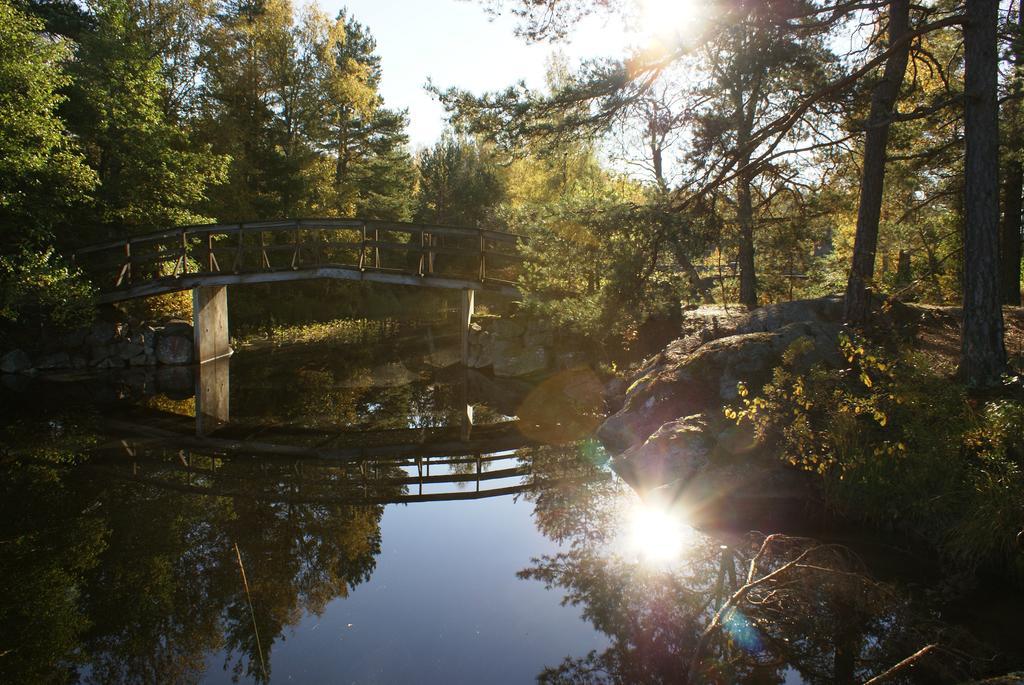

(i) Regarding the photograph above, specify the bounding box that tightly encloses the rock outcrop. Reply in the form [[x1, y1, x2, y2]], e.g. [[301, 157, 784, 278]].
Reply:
[[599, 298, 845, 523], [612, 412, 820, 526], [599, 320, 841, 453]]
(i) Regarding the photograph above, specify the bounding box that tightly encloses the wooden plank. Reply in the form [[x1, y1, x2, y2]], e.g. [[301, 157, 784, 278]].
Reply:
[[314, 241, 363, 251], [296, 218, 364, 229], [75, 218, 523, 255], [128, 248, 191, 263], [93, 266, 521, 303]]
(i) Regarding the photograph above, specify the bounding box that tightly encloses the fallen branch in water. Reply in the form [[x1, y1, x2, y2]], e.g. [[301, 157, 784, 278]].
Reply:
[[235, 542, 269, 682], [686, 534, 838, 684], [862, 644, 939, 685], [686, 534, 882, 684]]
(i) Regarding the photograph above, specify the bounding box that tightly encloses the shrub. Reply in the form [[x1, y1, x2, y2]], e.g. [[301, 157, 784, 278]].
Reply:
[[727, 331, 1024, 577]]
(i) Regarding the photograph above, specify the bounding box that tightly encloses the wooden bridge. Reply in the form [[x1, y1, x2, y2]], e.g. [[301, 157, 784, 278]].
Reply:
[[73, 218, 525, 364]]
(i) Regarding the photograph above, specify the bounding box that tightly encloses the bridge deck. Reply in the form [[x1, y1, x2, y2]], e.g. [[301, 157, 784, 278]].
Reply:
[[74, 218, 525, 303]]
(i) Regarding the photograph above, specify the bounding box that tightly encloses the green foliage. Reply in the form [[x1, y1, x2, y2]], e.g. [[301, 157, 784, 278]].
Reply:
[[0, 0, 98, 336], [68, 0, 227, 237], [727, 332, 1024, 575], [0, 249, 94, 334], [0, 0, 95, 249], [415, 134, 504, 226], [201, 2, 414, 224], [492, 134, 685, 355], [726, 333, 905, 474]]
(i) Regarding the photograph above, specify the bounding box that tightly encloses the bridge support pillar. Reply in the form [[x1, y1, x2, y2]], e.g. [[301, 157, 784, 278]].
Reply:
[[459, 370, 473, 442], [460, 288, 474, 366], [196, 356, 230, 436], [193, 285, 231, 364]]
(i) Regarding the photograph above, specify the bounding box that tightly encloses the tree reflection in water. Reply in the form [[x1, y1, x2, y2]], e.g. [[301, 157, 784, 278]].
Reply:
[[521, 444, 991, 684], [0, 411, 391, 685]]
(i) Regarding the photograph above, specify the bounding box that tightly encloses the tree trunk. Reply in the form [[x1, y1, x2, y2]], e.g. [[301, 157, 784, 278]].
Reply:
[[1000, 161, 1023, 305], [1000, 6, 1024, 306], [843, 0, 911, 323], [961, 0, 1007, 387], [895, 249, 912, 288], [732, 66, 759, 310], [737, 165, 757, 308], [669, 240, 714, 303]]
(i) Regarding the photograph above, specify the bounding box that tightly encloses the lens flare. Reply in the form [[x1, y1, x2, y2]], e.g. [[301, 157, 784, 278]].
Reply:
[[638, 0, 698, 42], [627, 502, 695, 563]]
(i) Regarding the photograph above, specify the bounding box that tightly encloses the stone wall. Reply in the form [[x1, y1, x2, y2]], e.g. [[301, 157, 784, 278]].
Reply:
[[1, 319, 198, 375]]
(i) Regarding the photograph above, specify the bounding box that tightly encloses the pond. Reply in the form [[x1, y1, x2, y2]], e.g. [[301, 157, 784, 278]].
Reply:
[[1, 339, 1022, 684]]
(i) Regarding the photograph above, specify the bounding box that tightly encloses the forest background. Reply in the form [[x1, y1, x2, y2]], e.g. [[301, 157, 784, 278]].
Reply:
[[1, 0, 1022, 384]]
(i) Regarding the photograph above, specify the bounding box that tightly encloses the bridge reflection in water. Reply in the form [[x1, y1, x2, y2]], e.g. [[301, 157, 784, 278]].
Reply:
[[96, 355, 608, 506]]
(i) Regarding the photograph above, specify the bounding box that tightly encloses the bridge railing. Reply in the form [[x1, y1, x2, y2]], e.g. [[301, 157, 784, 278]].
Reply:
[[74, 219, 524, 295]]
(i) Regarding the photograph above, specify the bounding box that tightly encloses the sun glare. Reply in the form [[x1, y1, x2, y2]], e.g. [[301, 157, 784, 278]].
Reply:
[[638, 0, 698, 43], [627, 502, 695, 563]]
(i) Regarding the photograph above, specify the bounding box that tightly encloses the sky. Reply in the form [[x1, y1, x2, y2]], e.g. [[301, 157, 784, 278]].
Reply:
[[314, 0, 638, 149]]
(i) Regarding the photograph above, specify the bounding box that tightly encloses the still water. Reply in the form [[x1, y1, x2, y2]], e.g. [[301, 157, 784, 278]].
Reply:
[[1, 339, 1022, 683]]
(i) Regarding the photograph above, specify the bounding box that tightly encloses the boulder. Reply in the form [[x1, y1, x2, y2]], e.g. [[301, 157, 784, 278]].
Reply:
[[161, 320, 193, 338], [492, 336, 549, 377], [467, 328, 494, 369], [89, 344, 113, 365], [1, 349, 32, 374], [60, 327, 89, 349], [628, 296, 844, 387], [490, 317, 527, 338], [128, 353, 150, 366], [86, 320, 120, 346], [613, 415, 713, 492], [555, 349, 587, 370], [138, 324, 157, 354], [523, 319, 554, 348], [613, 413, 820, 525], [603, 376, 627, 413], [35, 351, 71, 370], [598, 320, 841, 453], [117, 340, 146, 361], [735, 296, 843, 334], [155, 324, 194, 365]]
